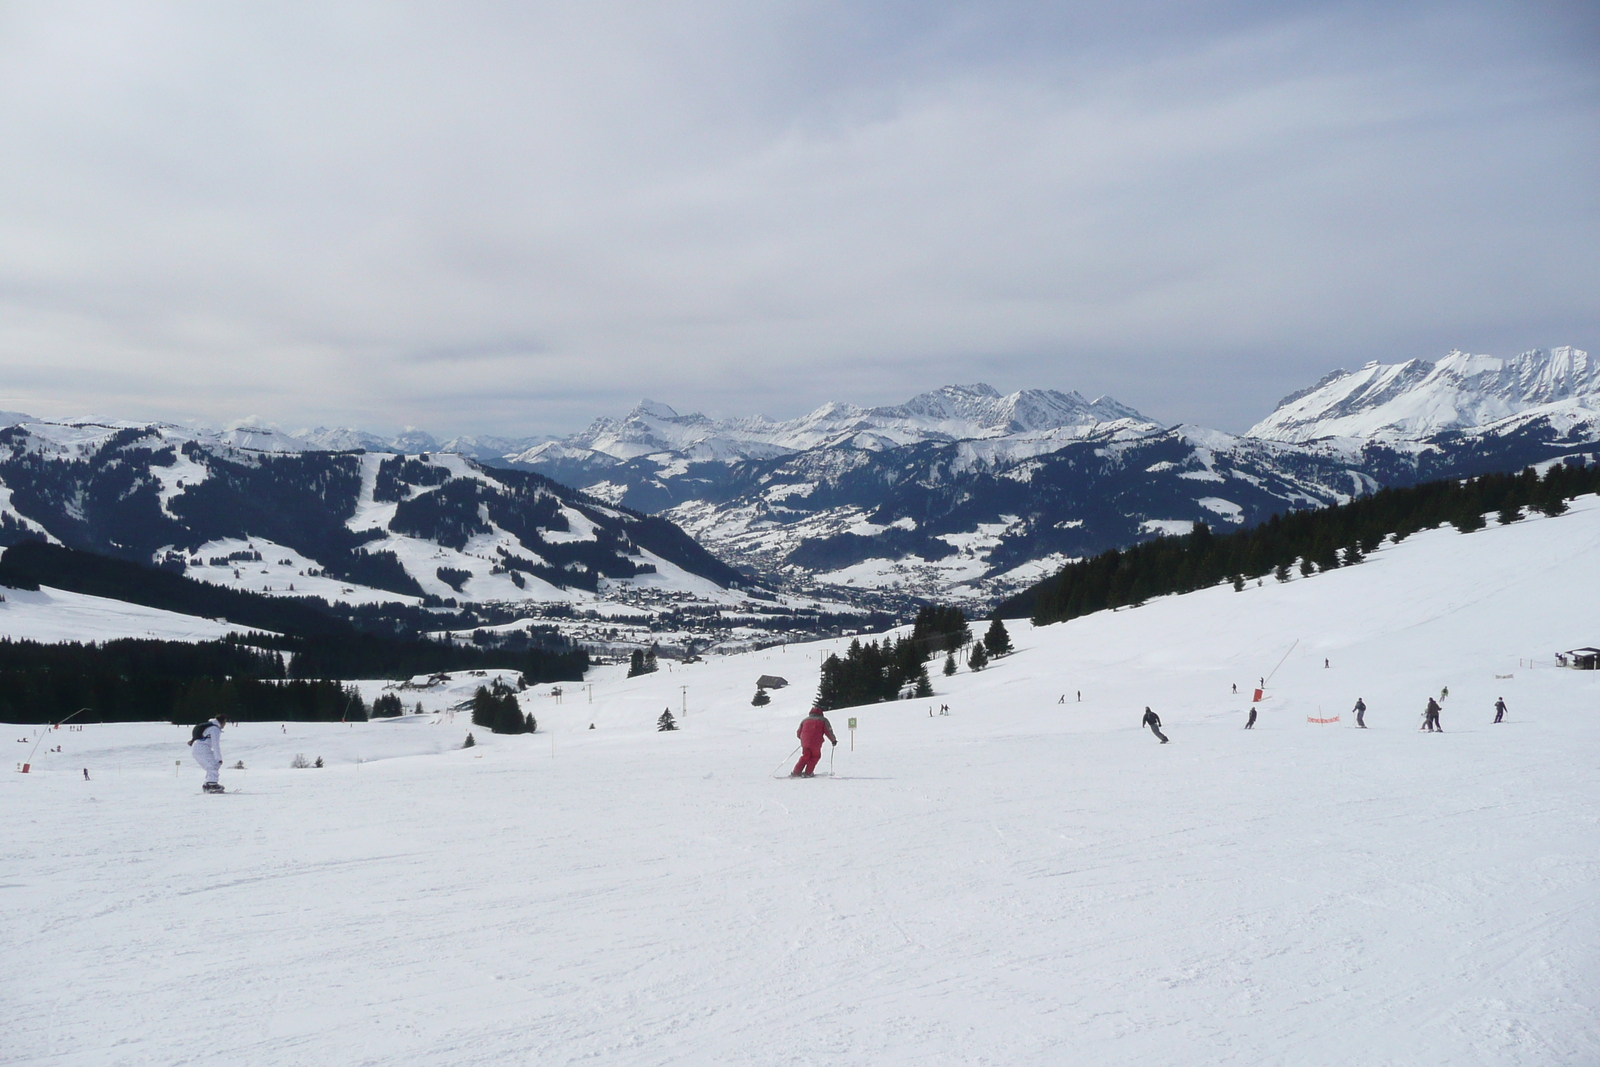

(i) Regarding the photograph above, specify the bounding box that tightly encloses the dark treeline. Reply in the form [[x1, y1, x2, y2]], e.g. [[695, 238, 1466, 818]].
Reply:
[[0, 629, 587, 724], [909, 605, 971, 656], [470, 681, 536, 734], [814, 635, 933, 711], [1004, 460, 1599, 626], [255, 632, 589, 682], [0, 638, 364, 725]]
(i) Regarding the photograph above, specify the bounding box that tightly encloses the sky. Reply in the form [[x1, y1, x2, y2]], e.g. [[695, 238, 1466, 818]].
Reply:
[[0, 1, 1595, 438]]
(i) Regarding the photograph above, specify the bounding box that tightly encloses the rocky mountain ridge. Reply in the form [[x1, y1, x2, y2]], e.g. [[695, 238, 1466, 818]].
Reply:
[[1247, 346, 1596, 443]]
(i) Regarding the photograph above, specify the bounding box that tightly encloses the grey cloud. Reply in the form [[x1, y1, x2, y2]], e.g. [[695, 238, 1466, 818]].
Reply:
[[0, 1, 1593, 436]]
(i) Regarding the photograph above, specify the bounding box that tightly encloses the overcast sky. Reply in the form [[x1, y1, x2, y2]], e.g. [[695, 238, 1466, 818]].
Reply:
[[1, 1, 1595, 437]]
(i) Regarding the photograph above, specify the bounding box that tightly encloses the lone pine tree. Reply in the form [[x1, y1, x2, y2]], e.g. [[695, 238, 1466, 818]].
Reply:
[[982, 618, 1012, 657]]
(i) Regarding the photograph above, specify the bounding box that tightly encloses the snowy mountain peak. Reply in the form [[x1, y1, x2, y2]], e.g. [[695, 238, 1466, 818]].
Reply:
[[1247, 346, 1596, 443], [632, 399, 683, 420]]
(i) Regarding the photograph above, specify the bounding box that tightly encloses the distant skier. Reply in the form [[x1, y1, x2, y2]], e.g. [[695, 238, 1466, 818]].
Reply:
[[791, 708, 837, 777], [1353, 697, 1367, 729], [1423, 697, 1442, 733], [1232, 683, 1238, 695], [1324, 658, 1330, 669], [188, 714, 228, 793], [1244, 707, 1256, 730], [1493, 697, 1507, 724], [1142, 707, 1169, 744]]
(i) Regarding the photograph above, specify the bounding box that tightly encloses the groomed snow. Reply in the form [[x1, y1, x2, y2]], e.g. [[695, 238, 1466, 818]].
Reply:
[[6, 498, 1600, 1065], [0, 584, 258, 644]]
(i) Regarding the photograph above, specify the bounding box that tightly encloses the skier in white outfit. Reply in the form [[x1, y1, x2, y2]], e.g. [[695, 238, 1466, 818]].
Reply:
[[189, 715, 227, 793]]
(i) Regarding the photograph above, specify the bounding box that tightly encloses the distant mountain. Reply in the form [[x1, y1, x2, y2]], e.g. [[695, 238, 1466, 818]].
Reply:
[[184, 422, 553, 464], [0, 418, 740, 606], [1247, 347, 1597, 443], [6, 349, 1593, 616], [509, 361, 1598, 606], [502, 384, 1156, 510]]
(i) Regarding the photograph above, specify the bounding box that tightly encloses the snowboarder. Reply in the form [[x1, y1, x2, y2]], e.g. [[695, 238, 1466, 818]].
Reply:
[[188, 715, 228, 792], [1244, 707, 1256, 730], [1142, 707, 1169, 743], [1423, 697, 1442, 733], [791, 708, 837, 777], [1493, 697, 1507, 724], [1353, 697, 1367, 728]]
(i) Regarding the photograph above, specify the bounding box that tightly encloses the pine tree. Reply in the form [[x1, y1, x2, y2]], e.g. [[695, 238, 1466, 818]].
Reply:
[[1498, 501, 1523, 525], [751, 688, 771, 706], [1274, 563, 1291, 583], [968, 642, 988, 671], [983, 618, 1012, 656], [471, 686, 497, 729], [657, 708, 677, 732], [462, 733, 476, 748], [1231, 574, 1245, 592], [628, 649, 646, 677], [914, 666, 933, 698], [943, 653, 957, 676]]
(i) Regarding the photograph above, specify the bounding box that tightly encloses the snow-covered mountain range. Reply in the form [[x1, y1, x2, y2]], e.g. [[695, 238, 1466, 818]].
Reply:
[[1247, 346, 1598, 443], [1, 346, 1591, 612], [505, 385, 1145, 476], [505, 350, 1597, 603], [0, 419, 742, 610]]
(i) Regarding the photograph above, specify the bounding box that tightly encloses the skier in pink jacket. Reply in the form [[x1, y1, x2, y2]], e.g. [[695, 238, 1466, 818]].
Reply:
[[791, 708, 837, 777]]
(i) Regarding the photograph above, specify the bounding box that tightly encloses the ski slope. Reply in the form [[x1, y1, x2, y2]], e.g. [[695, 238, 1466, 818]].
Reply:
[[0, 584, 254, 644], [6, 499, 1600, 1066]]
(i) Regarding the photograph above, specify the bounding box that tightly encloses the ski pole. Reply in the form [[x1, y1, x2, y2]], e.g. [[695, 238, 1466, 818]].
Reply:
[[829, 744, 836, 776], [771, 745, 800, 777]]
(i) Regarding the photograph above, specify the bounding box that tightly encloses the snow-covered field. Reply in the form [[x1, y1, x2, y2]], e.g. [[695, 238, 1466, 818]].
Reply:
[[7, 499, 1600, 1065], [0, 584, 253, 644]]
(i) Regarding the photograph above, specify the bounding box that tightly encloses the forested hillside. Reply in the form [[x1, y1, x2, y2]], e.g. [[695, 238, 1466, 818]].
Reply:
[[1003, 461, 1598, 625]]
